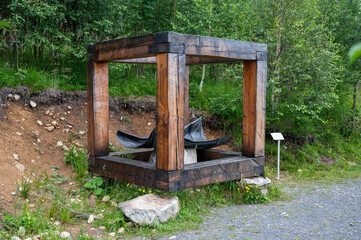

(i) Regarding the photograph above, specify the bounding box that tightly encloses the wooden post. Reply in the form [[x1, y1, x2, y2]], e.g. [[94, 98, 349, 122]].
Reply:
[[156, 53, 186, 171], [242, 60, 267, 157], [184, 66, 190, 124], [87, 61, 109, 166]]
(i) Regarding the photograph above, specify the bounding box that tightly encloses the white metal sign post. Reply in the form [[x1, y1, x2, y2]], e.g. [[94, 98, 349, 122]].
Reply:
[[271, 132, 284, 180]]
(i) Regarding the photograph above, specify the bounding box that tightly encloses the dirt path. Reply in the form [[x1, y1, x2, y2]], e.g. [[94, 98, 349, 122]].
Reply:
[[160, 179, 361, 240]]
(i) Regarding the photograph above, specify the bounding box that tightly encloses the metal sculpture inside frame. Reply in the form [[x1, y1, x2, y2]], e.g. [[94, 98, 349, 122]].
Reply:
[[87, 32, 267, 192]]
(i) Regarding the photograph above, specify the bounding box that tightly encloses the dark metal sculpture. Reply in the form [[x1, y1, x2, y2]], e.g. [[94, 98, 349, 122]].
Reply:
[[116, 117, 231, 149]]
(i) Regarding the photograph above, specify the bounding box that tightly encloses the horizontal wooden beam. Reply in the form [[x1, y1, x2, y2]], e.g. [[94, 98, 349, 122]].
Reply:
[[112, 55, 243, 65], [91, 150, 265, 192], [88, 32, 267, 62]]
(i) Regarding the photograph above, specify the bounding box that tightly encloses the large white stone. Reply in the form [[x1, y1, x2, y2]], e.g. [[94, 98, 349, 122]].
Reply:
[[243, 177, 271, 188], [119, 194, 179, 225], [149, 148, 197, 165]]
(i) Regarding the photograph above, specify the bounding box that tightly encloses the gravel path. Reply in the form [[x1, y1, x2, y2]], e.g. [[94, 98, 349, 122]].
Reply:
[[164, 179, 361, 240]]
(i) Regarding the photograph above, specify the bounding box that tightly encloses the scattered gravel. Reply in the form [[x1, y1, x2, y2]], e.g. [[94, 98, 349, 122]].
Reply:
[[159, 179, 361, 240]]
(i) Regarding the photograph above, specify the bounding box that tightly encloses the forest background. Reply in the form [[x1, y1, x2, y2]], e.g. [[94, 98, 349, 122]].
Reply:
[[0, 0, 361, 177]]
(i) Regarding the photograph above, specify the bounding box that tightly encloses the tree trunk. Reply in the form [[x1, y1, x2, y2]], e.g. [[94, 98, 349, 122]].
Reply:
[[199, 64, 206, 92]]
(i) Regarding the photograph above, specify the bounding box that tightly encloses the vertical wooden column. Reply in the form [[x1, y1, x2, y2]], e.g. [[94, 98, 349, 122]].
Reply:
[[242, 60, 267, 157], [87, 61, 109, 166], [184, 66, 190, 124], [156, 53, 186, 171]]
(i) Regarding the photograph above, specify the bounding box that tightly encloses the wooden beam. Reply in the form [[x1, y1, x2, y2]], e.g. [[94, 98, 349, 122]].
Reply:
[[92, 153, 265, 192], [112, 56, 242, 65], [155, 32, 267, 60], [156, 53, 186, 171], [87, 61, 109, 165], [242, 60, 267, 157], [89, 32, 267, 62]]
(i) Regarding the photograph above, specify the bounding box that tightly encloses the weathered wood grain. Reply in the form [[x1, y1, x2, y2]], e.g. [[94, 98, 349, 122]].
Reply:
[[89, 32, 267, 62], [184, 66, 190, 124], [242, 60, 267, 157], [92, 153, 265, 192], [156, 53, 185, 171], [87, 61, 109, 165]]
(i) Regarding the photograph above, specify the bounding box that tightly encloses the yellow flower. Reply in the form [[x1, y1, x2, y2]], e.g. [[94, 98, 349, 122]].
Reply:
[[126, 183, 129, 187], [149, 190, 152, 193], [237, 188, 240, 191], [39, 186, 42, 189], [41, 199, 44, 202], [255, 186, 258, 188], [143, 190, 145, 193], [139, 189, 141, 191], [246, 191, 249, 193]]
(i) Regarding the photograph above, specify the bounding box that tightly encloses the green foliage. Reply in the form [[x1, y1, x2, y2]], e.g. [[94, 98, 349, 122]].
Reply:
[[349, 43, 361, 63], [240, 185, 269, 204], [2, 205, 51, 234], [64, 145, 88, 181], [84, 177, 104, 196]]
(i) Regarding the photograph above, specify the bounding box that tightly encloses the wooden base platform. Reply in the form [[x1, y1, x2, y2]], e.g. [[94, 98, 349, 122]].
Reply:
[[90, 149, 265, 192]]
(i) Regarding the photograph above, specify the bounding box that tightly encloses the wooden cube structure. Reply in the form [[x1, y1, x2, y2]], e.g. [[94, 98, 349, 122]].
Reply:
[[87, 32, 267, 192]]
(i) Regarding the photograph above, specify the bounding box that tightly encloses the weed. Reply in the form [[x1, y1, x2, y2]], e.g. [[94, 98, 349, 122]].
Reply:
[[64, 145, 88, 181], [240, 184, 269, 204], [16, 178, 32, 199], [84, 177, 104, 196]]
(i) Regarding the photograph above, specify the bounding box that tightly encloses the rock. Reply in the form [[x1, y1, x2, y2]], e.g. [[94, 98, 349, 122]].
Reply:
[[16, 132, 22, 136], [62, 129, 70, 133], [96, 213, 104, 219], [11, 236, 21, 240], [11, 192, 17, 195], [242, 176, 271, 188], [109, 232, 116, 237], [99, 226, 106, 230], [25, 238, 32, 240], [49, 112, 54, 116], [37, 120, 43, 126], [13, 154, 19, 160], [29, 101, 37, 108], [79, 131, 86, 135], [90, 194, 97, 204], [102, 195, 110, 203], [16, 162, 25, 172], [28, 203, 35, 208], [37, 138, 41, 143], [169, 236, 177, 239], [7, 93, 13, 100], [45, 126, 55, 132], [18, 226, 25, 236], [70, 198, 81, 204], [45, 110, 50, 115], [13, 94, 21, 101], [51, 120, 57, 126], [110, 200, 117, 207], [56, 141, 63, 147], [33, 130, 40, 136], [118, 227, 125, 234], [149, 148, 197, 165], [54, 221, 60, 226], [88, 214, 95, 224], [261, 189, 269, 195], [60, 231, 71, 238], [67, 106, 72, 110], [62, 145, 70, 151], [119, 194, 180, 225]]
